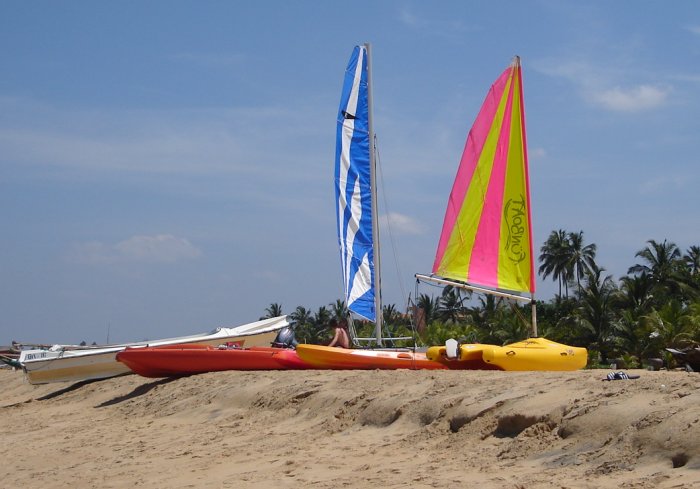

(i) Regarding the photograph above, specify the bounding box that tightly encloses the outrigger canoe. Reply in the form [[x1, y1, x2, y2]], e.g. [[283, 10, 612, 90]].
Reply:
[[426, 337, 587, 371], [295, 344, 447, 370], [19, 316, 291, 384], [116, 344, 311, 378]]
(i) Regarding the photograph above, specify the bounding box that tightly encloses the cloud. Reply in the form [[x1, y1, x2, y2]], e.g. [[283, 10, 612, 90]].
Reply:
[[0, 97, 324, 178], [381, 212, 425, 235], [398, 7, 418, 26], [536, 59, 670, 112], [169, 52, 246, 68], [591, 85, 669, 112], [397, 6, 472, 37], [259, 270, 285, 284], [529, 147, 547, 160], [668, 73, 700, 84], [686, 25, 700, 36], [639, 175, 692, 195], [69, 234, 201, 264]]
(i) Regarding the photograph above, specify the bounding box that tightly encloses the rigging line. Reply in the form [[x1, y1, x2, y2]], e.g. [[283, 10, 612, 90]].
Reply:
[[374, 134, 408, 307], [509, 300, 531, 330], [411, 280, 424, 342]]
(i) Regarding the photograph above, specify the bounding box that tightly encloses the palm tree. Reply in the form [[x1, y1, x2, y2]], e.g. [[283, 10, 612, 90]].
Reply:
[[641, 301, 699, 367], [260, 303, 283, 319], [292, 305, 332, 345], [416, 293, 438, 327], [628, 239, 689, 304], [571, 264, 617, 363], [493, 310, 529, 345], [689, 301, 700, 343], [437, 285, 468, 324], [382, 303, 400, 325], [291, 306, 318, 344], [290, 306, 312, 326], [329, 299, 348, 321], [644, 300, 698, 349], [539, 229, 570, 297], [420, 320, 480, 346], [612, 309, 655, 367], [684, 246, 700, 292], [313, 306, 331, 326], [628, 239, 681, 284], [565, 231, 597, 292], [684, 246, 700, 275], [531, 298, 578, 344], [539, 230, 597, 297], [470, 294, 507, 343], [614, 273, 655, 317]]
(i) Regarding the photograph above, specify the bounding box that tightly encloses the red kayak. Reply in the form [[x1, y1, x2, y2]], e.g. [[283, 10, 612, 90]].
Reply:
[[271, 348, 315, 370], [116, 343, 310, 378]]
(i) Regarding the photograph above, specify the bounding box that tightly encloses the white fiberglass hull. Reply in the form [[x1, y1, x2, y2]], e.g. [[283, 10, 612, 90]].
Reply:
[[19, 316, 290, 384]]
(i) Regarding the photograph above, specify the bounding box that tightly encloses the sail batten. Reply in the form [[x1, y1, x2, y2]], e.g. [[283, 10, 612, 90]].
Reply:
[[335, 45, 377, 323], [432, 58, 535, 296]]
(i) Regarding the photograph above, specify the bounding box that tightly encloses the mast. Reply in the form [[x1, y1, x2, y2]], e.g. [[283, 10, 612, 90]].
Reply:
[[514, 55, 538, 339], [365, 42, 384, 346]]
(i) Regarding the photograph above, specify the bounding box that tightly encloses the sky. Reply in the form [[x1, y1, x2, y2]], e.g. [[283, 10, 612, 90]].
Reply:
[[1, 1, 699, 345]]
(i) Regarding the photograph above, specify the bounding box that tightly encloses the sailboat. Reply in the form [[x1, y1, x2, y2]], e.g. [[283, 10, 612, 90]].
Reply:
[[295, 44, 442, 370], [416, 57, 587, 371]]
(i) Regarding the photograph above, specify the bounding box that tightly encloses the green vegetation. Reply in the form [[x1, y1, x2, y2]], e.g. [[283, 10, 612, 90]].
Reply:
[[264, 232, 700, 369]]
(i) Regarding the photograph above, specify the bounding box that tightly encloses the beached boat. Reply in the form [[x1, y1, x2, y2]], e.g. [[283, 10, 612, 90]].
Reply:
[[19, 316, 291, 384], [0, 344, 22, 369], [116, 343, 310, 378], [426, 338, 587, 371], [416, 58, 587, 371], [666, 345, 700, 372], [296, 344, 446, 370], [294, 44, 438, 370]]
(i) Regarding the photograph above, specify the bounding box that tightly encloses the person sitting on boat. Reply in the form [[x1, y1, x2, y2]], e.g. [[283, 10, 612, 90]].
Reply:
[[328, 318, 350, 349]]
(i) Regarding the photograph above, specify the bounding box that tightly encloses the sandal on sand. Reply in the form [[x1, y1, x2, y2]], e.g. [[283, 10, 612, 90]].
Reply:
[[603, 371, 640, 381]]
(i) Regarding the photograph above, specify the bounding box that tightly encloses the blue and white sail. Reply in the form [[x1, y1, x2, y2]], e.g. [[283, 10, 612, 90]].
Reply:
[[335, 45, 377, 322]]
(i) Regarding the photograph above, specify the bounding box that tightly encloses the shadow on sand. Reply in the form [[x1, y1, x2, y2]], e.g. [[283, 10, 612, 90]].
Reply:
[[96, 377, 183, 408], [36, 377, 109, 401]]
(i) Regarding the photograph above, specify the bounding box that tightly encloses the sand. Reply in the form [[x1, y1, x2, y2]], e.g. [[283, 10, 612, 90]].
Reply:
[[1, 367, 698, 488]]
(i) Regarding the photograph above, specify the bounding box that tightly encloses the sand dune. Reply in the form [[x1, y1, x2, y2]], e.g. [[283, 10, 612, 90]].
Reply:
[[2, 367, 698, 488]]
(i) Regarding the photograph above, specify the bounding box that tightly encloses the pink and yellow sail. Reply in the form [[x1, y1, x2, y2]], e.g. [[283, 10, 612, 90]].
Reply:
[[432, 57, 535, 295]]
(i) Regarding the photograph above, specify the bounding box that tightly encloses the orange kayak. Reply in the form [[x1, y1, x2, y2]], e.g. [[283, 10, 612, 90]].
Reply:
[[295, 344, 447, 370], [116, 344, 310, 377]]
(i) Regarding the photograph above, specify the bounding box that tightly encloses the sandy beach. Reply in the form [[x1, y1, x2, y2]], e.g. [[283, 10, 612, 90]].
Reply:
[[2, 367, 698, 488]]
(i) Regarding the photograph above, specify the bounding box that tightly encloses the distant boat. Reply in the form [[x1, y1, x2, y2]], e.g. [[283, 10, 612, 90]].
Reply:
[[19, 316, 291, 384], [416, 57, 587, 371], [116, 343, 311, 378]]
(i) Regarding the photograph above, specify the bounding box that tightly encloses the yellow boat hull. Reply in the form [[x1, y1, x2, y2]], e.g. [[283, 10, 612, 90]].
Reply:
[[426, 337, 587, 371]]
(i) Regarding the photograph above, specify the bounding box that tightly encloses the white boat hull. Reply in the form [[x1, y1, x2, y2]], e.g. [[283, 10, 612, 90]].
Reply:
[[19, 316, 289, 384]]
